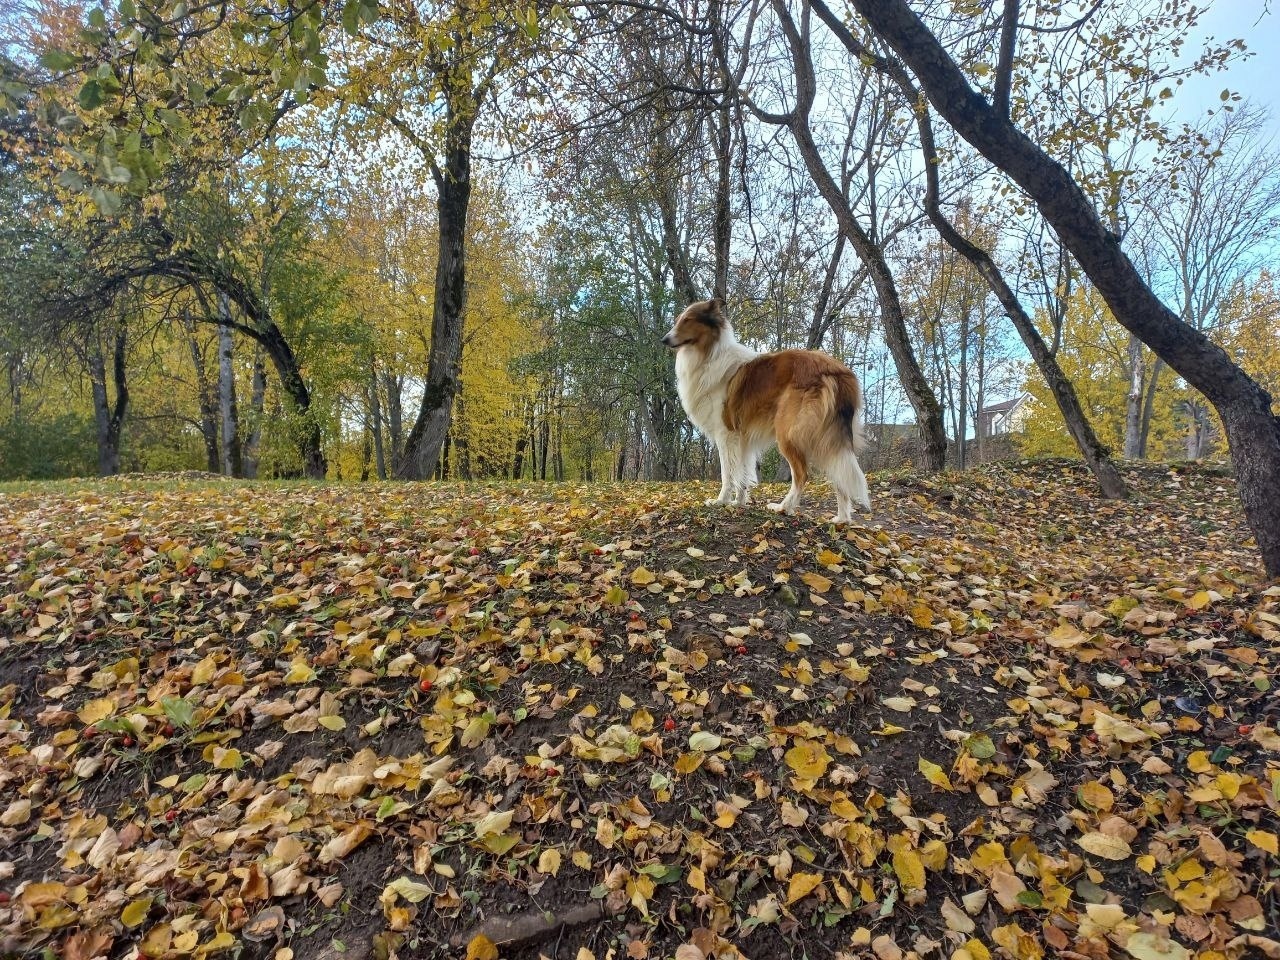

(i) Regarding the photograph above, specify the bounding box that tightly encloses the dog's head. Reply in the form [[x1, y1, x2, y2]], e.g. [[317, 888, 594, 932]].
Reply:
[[661, 298, 725, 351]]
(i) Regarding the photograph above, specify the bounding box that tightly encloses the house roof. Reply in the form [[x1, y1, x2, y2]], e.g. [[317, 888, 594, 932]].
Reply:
[[979, 397, 1021, 416]]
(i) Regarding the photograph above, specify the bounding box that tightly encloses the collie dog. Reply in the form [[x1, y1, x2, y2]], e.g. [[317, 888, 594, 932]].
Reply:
[[662, 298, 870, 522]]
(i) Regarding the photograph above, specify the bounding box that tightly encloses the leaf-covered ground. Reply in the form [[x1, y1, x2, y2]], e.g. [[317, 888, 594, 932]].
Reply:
[[1, 461, 1278, 960]]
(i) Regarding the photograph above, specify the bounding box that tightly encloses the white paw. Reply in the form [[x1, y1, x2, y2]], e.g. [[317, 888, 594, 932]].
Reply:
[[767, 501, 795, 515], [831, 514, 850, 525], [706, 497, 730, 507]]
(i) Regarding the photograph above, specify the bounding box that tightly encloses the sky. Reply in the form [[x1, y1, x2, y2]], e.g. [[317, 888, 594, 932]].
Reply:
[[1168, 1, 1279, 137]]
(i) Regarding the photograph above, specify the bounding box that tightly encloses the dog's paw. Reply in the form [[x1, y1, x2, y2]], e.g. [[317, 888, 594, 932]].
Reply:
[[830, 514, 850, 525], [705, 497, 730, 507], [767, 501, 795, 515]]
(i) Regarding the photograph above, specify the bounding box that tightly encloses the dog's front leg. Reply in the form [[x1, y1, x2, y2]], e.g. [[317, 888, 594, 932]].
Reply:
[[709, 440, 736, 506]]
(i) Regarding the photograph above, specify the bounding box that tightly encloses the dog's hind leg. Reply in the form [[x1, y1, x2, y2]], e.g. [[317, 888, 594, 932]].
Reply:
[[825, 449, 870, 522]]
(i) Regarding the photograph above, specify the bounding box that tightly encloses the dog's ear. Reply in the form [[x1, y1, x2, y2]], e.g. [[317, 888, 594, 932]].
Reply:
[[710, 297, 726, 313], [696, 297, 725, 326]]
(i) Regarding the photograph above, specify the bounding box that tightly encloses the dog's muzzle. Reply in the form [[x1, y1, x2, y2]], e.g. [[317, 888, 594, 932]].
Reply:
[[661, 332, 678, 348]]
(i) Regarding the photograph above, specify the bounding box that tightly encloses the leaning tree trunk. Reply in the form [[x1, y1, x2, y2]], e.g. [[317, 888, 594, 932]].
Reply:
[[843, 0, 1280, 574], [808, 0, 1129, 500], [397, 116, 474, 480]]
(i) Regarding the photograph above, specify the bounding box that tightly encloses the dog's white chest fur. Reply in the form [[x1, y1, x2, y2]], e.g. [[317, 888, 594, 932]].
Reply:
[[675, 336, 756, 440]]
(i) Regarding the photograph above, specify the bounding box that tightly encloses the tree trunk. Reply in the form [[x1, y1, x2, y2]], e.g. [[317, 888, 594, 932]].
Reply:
[[381, 371, 403, 465], [184, 323, 220, 473], [242, 348, 267, 479], [842, 0, 1280, 572], [397, 117, 474, 480], [217, 298, 243, 478], [369, 370, 386, 480], [808, 0, 1128, 498], [1123, 334, 1144, 459], [767, 1, 947, 471], [89, 328, 129, 476], [712, 100, 732, 302], [1138, 357, 1164, 458]]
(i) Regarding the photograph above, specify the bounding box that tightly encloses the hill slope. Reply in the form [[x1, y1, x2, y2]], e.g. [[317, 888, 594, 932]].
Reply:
[[0, 462, 1277, 960]]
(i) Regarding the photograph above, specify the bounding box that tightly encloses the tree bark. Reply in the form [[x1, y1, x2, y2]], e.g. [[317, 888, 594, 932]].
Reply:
[[1138, 356, 1164, 458], [842, 0, 1279, 572], [369, 369, 386, 480], [217, 295, 243, 478], [397, 113, 474, 480], [89, 328, 129, 476], [183, 319, 220, 473], [242, 348, 267, 479], [1123, 334, 1144, 459]]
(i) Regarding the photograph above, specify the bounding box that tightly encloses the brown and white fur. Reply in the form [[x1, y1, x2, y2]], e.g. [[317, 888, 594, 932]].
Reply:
[[662, 298, 870, 522]]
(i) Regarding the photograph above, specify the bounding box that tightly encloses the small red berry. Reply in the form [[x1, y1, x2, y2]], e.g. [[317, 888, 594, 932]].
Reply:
[[165, 809, 177, 822], [1238, 724, 1253, 735], [593, 548, 603, 556], [736, 645, 748, 655], [161, 723, 175, 736], [469, 547, 479, 556], [152, 592, 164, 603], [629, 612, 640, 621], [83, 727, 97, 739], [419, 679, 433, 692], [122, 736, 135, 748], [663, 717, 676, 732]]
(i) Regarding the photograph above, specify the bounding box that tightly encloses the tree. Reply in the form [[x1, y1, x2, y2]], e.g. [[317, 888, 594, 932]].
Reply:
[[840, 0, 1280, 576]]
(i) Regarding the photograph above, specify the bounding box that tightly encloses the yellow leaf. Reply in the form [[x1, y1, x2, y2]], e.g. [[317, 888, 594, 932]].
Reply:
[[881, 696, 916, 713], [630, 567, 656, 585], [786, 871, 823, 904], [318, 715, 346, 731], [284, 659, 316, 684], [918, 757, 953, 791], [816, 549, 842, 566], [465, 934, 500, 960], [893, 848, 926, 891], [1077, 780, 1115, 812], [785, 741, 832, 780], [538, 848, 562, 876], [77, 697, 116, 725], [801, 571, 833, 594], [1124, 932, 1191, 960], [1246, 830, 1278, 855], [121, 896, 152, 928], [1185, 590, 1212, 611], [1077, 832, 1132, 860]]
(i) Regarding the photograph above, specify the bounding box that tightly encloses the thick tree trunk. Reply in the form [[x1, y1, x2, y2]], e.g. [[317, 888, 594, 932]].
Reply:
[[217, 298, 243, 478], [89, 329, 129, 476], [842, 0, 1279, 573], [768, 1, 947, 471], [1123, 334, 1144, 459], [397, 121, 473, 480], [242, 349, 267, 479]]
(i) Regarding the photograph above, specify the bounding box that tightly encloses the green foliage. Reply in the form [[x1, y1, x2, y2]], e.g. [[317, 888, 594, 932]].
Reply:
[[0, 414, 97, 480]]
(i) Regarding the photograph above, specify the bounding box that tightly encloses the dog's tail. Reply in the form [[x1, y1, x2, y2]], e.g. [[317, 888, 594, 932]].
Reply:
[[830, 370, 866, 455], [803, 369, 870, 511]]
